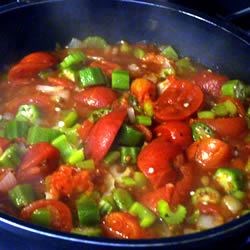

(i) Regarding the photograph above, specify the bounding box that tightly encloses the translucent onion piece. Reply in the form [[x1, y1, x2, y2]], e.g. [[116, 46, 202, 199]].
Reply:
[[0, 171, 17, 192], [127, 107, 135, 123]]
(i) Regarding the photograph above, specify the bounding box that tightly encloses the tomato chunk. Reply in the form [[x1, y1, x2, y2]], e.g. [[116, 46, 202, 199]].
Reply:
[[102, 212, 148, 239], [17, 142, 60, 182], [137, 137, 180, 188], [74, 86, 118, 108], [85, 109, 127, 162], [187, 138, 231, 170], [154, 76, 204, 121], [20, 199, 72, 232]]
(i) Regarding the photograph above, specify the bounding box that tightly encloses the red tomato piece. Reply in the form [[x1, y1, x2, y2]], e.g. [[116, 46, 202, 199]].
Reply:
[[171, 163, 194, 205], [198, 117, 247, 138], [20, 52, 57, 66], [187, 138, 231, 170], [154, 121, 193, 149], [102, 212, 148, 239], [191, 70, 228, 98], [154, 76, 204, 121], [78, 119, 94, 142], [140, 183, 174, 211], [20, 199, 72, 232], [74, 86, 118, 108], [197, 203, 221, 215], [90, 60, 121, 76], [137, 137, 181, 188], [17, 142, 60, 182], [0, 137, 11, 152], [85, 109, 127, 162], [47, 76, 75, 90]]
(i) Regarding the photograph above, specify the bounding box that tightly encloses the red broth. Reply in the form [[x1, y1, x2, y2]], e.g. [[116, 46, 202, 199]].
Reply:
[[0, 37, 249, 238]]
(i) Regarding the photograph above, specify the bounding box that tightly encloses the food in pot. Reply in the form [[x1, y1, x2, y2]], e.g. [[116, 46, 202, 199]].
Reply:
[[0, 36, 249, 239]]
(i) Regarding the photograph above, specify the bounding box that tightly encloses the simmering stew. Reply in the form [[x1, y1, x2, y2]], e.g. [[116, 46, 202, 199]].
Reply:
[[0, 36, 249, 239]]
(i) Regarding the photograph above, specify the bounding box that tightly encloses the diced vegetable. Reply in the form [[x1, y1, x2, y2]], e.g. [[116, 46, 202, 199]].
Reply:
[[113, 188, 134, 211], [161, 46, 179, 60], [211, 100, 237, 117], [0, 144, 21, 168], [71, 226, 102, 237], [191, 122, 215, 141], [157, 200, 187, 225], [191, 187, 221, 205], [76, 159, 95, 170], [133, 48, 145, 59], [118, 125, 144, 146], [76, 194, 100, 226], [62, 110, 78, 128], [197, 111, 215, 119], [4, 120, 30, 140], [99, 195, 117, 215], [112, 70, 130, 90], [176, 57, 196, 75], [87, 108, 111, 123], [8, 184, 35, 208], [213, 167, 245, 193], [79, 67, 106, 87], [15, 104, 40, 124], [103, 150, 120, 165], [221, 80, 248, 100], [120, 146, 140, 165], [129, 202, 156, 228], [60, 51, 86, 69], [135, 115, 152, 126], [61, 68, 78, 82], [31, 208, 52, 228]]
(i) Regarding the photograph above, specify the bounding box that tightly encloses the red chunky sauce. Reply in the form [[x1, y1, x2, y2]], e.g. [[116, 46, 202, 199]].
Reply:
[[0, 36, 249, 238]]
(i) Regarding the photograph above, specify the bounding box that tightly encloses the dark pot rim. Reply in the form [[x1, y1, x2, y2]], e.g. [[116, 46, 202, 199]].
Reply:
[[0, 0, 249, 247]]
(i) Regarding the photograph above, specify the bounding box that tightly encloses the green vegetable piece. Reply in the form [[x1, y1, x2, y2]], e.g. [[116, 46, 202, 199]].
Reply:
[[134, 171, 148, 187], [0, 144, 21, 168], [143, 100, 154, 117], [176, 57, 196, 76], [8, 184, 35, 208], [161, 46, 179, 60], [211, 100, 237, 117], [79, 67, 106, 87], [157, 200, 187, 225], [4, 120, 30, 140], [121, 177, 137, 187], [135, 115, 152, 126], [133, 48, 145, 59], [129, 202, 156, 228], [31, 208, 52, 228], [61, 68, 78, 82], [27, 126, 62, 144], [51, 134, 73, 162], [118, 125, 144, 147], [60, 124, 81, 146], [63, 110, 78, 128], [197, 111, 215, 119], [99, 195, 117, 215], [221, 80, 248, 100], [88, 108, 111, 123], [76, 159, 95, 170], [232, 190, 246, 201], [15, 104, 40, 124], [82, 36, 108, 49], [191, 122, 215, 141], [160, 66, 176, 77], [113, 188, 134, 211], [76, 194, 100, 226], [67, 149, 85, 165], [213, 167, 245, 193], [60, 51, 86, 69], [71, 226, 102, 237], [192, 187, 221, 205], [103, 150, 120, 165], [120, 146, 140, 165], [112, 70, 130, 90]]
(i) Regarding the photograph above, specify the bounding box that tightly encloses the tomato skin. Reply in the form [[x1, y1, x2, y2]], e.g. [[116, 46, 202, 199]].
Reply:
[[154, 76, 204, 121], [90, 60, 120, 76], [74, 87, 118, 108], [17, 142, 60, 182], [20, 199, 72, 232], [102, 212, 148, 239], [140, 183, 174, 211], [47, 76, 75, 90], [134, 124, 152, 142], [196, 117, 247, 138], [20, 52, 57, 66], [78, 119, 94, 142], [154, 121, 193, 149], [187, 138, 231, 170], [191, 70, 228, 98], [85, 109, 127, 162], [137, 137, 180, 188]]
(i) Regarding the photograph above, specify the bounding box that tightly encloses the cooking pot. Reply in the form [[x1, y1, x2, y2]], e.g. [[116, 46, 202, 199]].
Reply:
[[0, 0, 249, 249]]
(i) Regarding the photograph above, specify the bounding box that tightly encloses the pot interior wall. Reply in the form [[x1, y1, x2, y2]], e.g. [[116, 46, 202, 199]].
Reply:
[[0, 0, 249, 81]]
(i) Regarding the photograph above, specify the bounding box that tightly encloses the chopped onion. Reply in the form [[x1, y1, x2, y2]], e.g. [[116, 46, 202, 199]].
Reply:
[[197, 214, 223, 230], [110, 166, 133, 183], [157, 78, 171, 94], [67, 38, 84, 49], [222, 195, 243, 214], [36, 85, 64, 93], [127, 107, 135, 123], [128, 64, 139, 72], [103, 173, 115, 195], [0, 171, 17, 192]]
